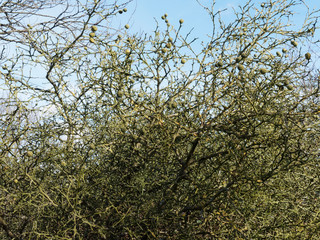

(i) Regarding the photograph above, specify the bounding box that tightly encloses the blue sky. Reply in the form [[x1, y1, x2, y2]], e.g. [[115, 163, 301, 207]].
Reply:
[[115, 0, 319, 48]]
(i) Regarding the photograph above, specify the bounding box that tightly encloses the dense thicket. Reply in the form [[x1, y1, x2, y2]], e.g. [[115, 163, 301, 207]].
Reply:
[[1, 0, 320, 239]]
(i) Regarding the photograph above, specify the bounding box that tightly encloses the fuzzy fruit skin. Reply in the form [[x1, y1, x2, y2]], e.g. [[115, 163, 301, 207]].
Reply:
[[305, 52, 311, 60], [282, 48, 287, 53], [91, 25, 98, 32]]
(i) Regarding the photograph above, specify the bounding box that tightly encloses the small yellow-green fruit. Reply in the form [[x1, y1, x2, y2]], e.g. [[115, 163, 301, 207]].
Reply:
[[125, 49, 131, 55], [237, 64, 245, 71], [235, 56, 242, 63], [89, 32, 95, 37], [118, 10, 123, 14], [165, 19, 169, 23], [260, 68, 268, 74], [125, 24, 129, 29], [14, 179, 18, 183], [287, 84, 293, 90], [89, 38, 95, 43], [276, 51, 282, 57], [168, 37, 173, 42], [91, 25, 98, 32], [240, 52, 247, 58], [181, 58, 186, 64], [61, 161, 67, 167], [217, 61, 223, 67], [166, 42, 172, 48], [27, 151, 33, 157], [161, 48, 168, 53], [179, 19, 184, 24], [261, 3, 265, 7], [291, 40, 298, 47], [305, 52, 311, 60], [282, 48, 287, 53], [123, 8, 127, 12], [161, 15, 165, 20], [164, 13, 168, 18], [27, 24, 32, 29]]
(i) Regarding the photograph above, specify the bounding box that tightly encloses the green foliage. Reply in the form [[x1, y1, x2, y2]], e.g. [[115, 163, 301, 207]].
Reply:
[[0, 0, 320, 239]]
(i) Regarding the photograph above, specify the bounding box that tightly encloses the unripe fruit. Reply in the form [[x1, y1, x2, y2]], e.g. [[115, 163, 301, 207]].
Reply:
[[161, 48, 168, 53], [260, 68, 268, 74], [125, 49, 131, 55], [125, 24, 129, 29], [89, 38, 95, 43], [282, 48, 287, 53], [161, 15, 165, 20], [91, 25, 98, 32], [179, 19, 184, 24], [305, 52, 311, 60], [168, 37, 173, 42], [287, 84, 293, 90], [14, 179, 18, 183], [276, 51, 282, 57], [217, 61, 223, 67], [89, 32, 95, 37], [164, 13, 168, 18], [123, 8, 127, 12], [235, 56, 242, 63], [291, 40, 298, 47], [27, 151, 33, 157], [166, 42, 172, 48], [181, 58, 186, 64], [237, 64, 245, 71], [118, 10, 123, 14]]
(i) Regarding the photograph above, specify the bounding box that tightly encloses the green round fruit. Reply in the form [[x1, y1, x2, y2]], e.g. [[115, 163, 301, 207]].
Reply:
[[260, 68, 268, 74], [125, 49, 131, 55], [166, 42, 172, 48], [282, 48, 287, 53], [179, 19, 184, 24], [89, 32, 95, 37], [291, 40, 298, 47], [237, 64, 245, 71], [287, 84, 293, 90], [123, 8, 127, 12], [161, 15, 165, 20], [164, 13, 168, 18], [276, 51, 282, 57], [27, 151, 33, 157], [89, 38, 95, 43], [118, 10, 123, 14], [181, 58, 186, 64], [305, 52, 311, 60], [217, 61, 223, 67], [125, 24, 129, 29], [91, 25, 98, 32], [161, 48, 168, 53]]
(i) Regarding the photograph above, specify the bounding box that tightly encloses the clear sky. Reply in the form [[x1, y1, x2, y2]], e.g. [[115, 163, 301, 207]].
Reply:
[[114, 0, 319, 56]]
